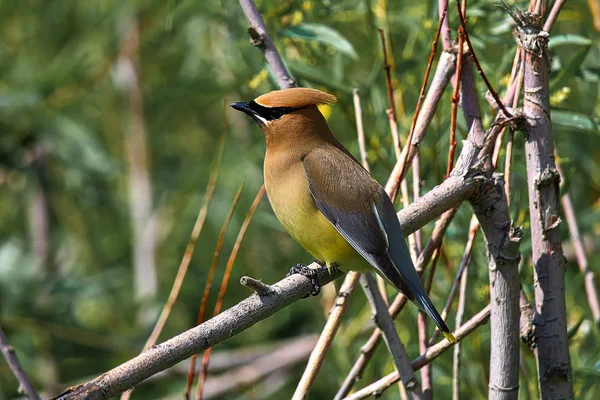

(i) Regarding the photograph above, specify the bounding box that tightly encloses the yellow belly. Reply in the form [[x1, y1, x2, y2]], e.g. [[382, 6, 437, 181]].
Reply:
[[264, 158, 368, 272]]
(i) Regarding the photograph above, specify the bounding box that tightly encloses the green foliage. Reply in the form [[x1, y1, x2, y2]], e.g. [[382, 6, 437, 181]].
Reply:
[[0, 0, 599, 399]]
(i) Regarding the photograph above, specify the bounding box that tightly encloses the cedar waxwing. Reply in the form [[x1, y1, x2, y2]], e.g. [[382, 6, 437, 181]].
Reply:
[[231, 88, 455, 343]]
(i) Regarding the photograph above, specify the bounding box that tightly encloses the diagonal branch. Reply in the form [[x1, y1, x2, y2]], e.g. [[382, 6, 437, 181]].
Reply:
[[239, 0, 295, 88], [344, 305, 492, 400], [0, 324, 41, 400]]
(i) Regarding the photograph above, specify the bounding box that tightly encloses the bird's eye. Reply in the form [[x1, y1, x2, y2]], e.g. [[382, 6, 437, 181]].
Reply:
[[247, 101, 298, 121], [269, 110, 284, 120]]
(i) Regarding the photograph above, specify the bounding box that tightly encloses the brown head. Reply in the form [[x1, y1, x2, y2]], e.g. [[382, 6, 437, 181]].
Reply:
[[230, 88, 337, 148]]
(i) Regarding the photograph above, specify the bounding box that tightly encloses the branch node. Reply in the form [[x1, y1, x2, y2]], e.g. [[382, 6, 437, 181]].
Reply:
[[240, 276, 274, 296], [247, 27, 265, 48]]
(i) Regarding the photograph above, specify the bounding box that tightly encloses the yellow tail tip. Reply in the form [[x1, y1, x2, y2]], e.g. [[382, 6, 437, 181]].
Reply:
[[443, 332, 457, 343]]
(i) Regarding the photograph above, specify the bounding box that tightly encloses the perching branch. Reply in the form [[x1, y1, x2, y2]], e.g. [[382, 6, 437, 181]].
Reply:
[[53, 159, 490, 399]]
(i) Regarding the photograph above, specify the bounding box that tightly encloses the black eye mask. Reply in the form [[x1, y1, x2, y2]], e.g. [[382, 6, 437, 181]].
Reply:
[[247, 101, 299, 121]]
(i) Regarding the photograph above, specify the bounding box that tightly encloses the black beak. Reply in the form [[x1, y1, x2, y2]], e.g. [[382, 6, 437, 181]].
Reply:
[[230, 101, 265, 126], [230, 101, 253, 115]]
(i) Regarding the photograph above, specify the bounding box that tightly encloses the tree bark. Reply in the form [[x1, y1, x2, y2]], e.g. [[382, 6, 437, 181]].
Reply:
[[518, 13, 573, 399]]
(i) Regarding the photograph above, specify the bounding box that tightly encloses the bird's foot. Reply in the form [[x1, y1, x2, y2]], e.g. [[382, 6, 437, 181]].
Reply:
[[287, 263, 323, 297], [328, 262, 341, 274]]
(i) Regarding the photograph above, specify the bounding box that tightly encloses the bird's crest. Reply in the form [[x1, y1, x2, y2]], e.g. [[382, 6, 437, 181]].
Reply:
[[254, 88, 336, 109]]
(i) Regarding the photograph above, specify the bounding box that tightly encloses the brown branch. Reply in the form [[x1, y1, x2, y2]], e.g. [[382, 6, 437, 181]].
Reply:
[[515, 8, 573, 398], [0, 324, 41, 400], [344, 305, 492, 400], [239, 0, 295, 89]]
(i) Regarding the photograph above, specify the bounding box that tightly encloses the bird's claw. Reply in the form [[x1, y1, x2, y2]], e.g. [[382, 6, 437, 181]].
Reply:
[[287, 263, 322, 297]]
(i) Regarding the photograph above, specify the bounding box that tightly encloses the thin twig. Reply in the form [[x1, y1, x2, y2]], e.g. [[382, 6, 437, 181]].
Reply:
[[384, 1, 451, 200], [502, 55, 524, 203], [353, 89, 369, 172], [417, 312, 431, 399], [385, 50, 456, 202], [186, 179, 246, 398], [557, 161, 600, 326], [452, 214, 472, 400], [543, 0, 567, 32], [455, 0, 512, 118], [430, 216, 479, 345], [196, 185, 265, 399], [292, 272, 360, 400], [240, 276, 274, 296], [142, 134, 225, 352], [344, 305, 492, 400], [447, 26, 464, 175], [0, 324, 41, 400], [378, 29, 401, 160]]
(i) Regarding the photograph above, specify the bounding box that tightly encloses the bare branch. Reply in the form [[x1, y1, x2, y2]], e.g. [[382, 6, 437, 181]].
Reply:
[[0, 324, 41, 400], [239, 0, 295, 89], [353, 89, 369, 172], [557, 163, 600, 326]]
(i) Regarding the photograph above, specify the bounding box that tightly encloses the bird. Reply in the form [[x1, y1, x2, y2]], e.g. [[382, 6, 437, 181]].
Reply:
[[231, 87, 455, 343]]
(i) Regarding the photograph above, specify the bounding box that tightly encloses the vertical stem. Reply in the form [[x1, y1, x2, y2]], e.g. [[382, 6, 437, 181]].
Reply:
[[353, 89, 370, 172], [557, 163, 600, 326], [519, 15, 573, 399]]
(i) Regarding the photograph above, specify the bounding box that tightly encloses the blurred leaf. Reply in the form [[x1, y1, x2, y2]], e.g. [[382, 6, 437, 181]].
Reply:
[[280, 23, 359, 60], [288, 62, 352, 93], [552, 110, 599, 135], [549, 34, 593, 49]]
